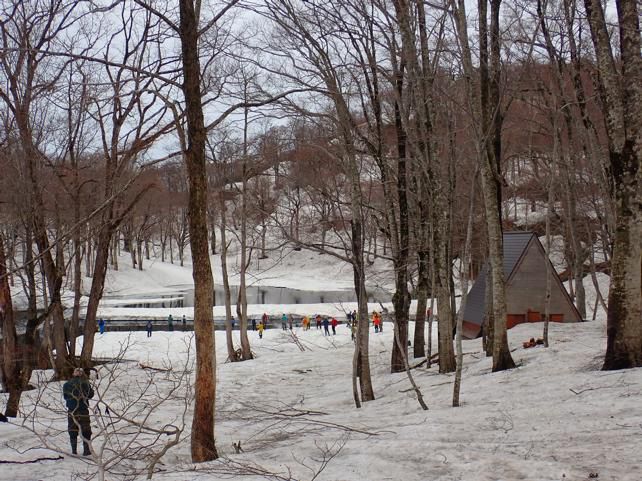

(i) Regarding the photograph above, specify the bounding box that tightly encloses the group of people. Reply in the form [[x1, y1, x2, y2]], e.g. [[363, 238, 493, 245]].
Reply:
[[144, 314, 189, 337], [140, 309, 385, 339], [253, 310, 388, 338], [345, 310, 386, 338]]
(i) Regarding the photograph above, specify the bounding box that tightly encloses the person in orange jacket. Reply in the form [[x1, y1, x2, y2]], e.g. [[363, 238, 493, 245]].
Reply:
[[373, 312, 381, 333]]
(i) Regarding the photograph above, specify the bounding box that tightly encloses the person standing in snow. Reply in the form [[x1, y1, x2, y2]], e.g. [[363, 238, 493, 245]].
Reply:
[[258, 321, 264, 339], [182, 314, 186, 331], [252, 318, 257, 331], [302, 315, 309, 331], [98, 319, 105, 335], [146, 320, 153, 337], [322, 317, 330, 336], [231, 316, 236, 330], [63, 368, 94, 455], [281, 313, 288, 331], [262, 312, 269, 326], [378, 312, 383, 333], [316, 314, 322, 330], [331, 317, 338, 335], [288, 314, 294, 330], [351, 322, 357, 341], [168, 314, 174, 332], [373, 312, 380, 333]]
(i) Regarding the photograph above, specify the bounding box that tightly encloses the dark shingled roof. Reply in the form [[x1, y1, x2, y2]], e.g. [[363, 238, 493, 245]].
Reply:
[[463, 232, 535, 328]]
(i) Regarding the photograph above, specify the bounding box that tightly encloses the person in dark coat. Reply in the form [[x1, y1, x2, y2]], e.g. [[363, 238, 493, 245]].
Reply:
[[252, 318, 257, 331], [98, 319, 105, 335], [322, 317, 330, 336], [63, 368, 94, 455], [168, 314, 174, 331], [146, 320, 153, 337]]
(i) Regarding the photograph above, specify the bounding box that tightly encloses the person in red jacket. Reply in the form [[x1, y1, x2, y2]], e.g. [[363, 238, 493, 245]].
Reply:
[[331, 317, 338, 335], [373, 312, 381, 333]]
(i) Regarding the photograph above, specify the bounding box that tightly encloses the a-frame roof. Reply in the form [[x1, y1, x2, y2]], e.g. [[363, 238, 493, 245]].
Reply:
[[463, 232, 537, 327]]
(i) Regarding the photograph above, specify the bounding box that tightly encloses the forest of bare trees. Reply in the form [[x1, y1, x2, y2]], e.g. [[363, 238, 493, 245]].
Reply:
[[0, 0, 639, 464]]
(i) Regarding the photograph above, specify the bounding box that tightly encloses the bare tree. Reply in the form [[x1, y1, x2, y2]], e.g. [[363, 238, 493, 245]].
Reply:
[[450, 0, 515, 372], [581, 0, 642, 369]]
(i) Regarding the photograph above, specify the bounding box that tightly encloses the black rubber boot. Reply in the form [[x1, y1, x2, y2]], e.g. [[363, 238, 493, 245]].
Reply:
[[70, 434, 77, 455], [82, 442, 91, 456]]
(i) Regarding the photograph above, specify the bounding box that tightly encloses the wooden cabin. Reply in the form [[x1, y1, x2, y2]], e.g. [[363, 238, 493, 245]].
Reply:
[[462, 232, 582, 339]]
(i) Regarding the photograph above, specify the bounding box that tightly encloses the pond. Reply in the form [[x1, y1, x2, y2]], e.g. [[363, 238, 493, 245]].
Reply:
[[104, 285, 391, 308], [187, 285, 391, 306]]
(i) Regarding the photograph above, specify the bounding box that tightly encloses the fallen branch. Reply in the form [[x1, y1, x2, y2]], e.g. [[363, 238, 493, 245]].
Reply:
[[410, 360, 427, 370], [569, 383, 633, 395], [288, 330, 307, 352], [139, 363, 172, 372], [0, 455, 64, 464]]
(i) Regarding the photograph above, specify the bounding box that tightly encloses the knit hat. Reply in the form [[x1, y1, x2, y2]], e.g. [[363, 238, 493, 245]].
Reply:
[[73, 368, 85, 377]]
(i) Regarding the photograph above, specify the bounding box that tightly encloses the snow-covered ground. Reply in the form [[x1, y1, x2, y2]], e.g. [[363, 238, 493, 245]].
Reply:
[[2, 318, 641, 481], [3, 245, 637, 481]]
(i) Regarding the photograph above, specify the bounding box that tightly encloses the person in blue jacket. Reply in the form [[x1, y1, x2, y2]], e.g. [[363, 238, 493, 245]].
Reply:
[[63, 368, 94, 455]]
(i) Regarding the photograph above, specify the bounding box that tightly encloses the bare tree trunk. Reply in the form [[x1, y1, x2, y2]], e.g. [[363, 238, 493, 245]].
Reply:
[[237, 104, 252, 361], [389, 57, 411, 374], [452, 0, 514, 371], [209, 208, 217, 255], [1, 232, 20, 417], [350, 181, 374, 403], [85, 232, 93, 277], [583, 0, 642, 369], [586, 223, 608, 314], [436, 219, 456, 373], [413, 250, 429, 358], [427, 237, 436, 368], [70, 223, 82, 360], [219, 199, 237, 362], [544, 146, 556, 347], [169, 233, 174, 264], [179, 0, 218, 461], [80, 230, 112, 365], [454, 174, 476, 407]]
